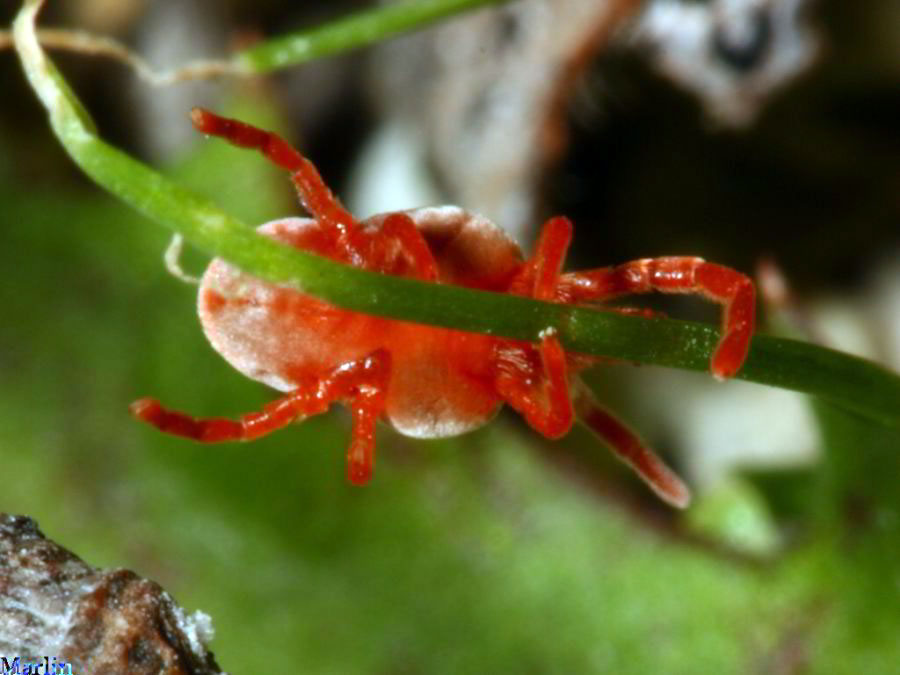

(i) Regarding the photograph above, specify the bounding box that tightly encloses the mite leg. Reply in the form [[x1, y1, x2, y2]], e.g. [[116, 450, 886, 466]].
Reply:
[[531, 216, 573, 300], [338, 352, 391, 485], [509, 216, 573, 299], [189, 108, 366, 265], [559, 257, 755, 379], [572, 378, 691, 508], [132, 350, 391, 485], [374, 212, 439, 281], [495, 331, 574, 439], [496, 216, 577, 437]]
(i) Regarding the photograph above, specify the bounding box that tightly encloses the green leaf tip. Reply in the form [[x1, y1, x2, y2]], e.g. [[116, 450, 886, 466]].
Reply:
[[13, 0, 97, 137]]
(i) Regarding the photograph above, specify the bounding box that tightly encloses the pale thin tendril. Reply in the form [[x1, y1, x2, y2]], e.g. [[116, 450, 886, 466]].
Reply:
[[0, 27, 245, 85]]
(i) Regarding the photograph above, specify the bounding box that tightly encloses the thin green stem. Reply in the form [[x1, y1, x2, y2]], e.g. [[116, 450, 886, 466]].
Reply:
[[3, 0, 515, 83], [234, 0, 512, 73], [13, 0, 900, 431]]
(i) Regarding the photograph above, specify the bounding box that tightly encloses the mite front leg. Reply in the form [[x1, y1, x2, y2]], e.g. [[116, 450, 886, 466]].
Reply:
[[531, 216, 573, 300], [509, 216, 573, 299], [572, 379, 690, 508], [131, 349, 392, 485], [560, 257, 755, 379], [374, 212, 439, 281], [189, 108, 367, 265], [497, 216, 577, 437], [495, 331, 574, 439]]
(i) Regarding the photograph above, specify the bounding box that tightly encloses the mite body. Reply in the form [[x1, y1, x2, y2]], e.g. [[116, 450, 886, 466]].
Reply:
[[133, 109, 756, 507], [199, 208, 519, 441]]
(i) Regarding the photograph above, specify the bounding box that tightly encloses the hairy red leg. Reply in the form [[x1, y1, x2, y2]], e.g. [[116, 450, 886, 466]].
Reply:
[[131, 350, 391, 485], [189, 108, 366, 265], [507, 216, 573, 298], [559, 257, 755, 378], [572, 379, 691, 508], [531, 216, 574, 300], [496, 218, 698, 505], [496, 216, 577, 437], [495, 332, 574, 439], [375, 212, 439, 280]]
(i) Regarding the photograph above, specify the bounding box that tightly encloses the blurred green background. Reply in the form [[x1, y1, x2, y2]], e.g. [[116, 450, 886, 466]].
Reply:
[[1, 1, 899, 672]]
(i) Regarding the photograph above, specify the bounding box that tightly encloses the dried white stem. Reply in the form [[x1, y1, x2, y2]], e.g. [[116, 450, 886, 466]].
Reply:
[[164, 234, 202, 285], [1, 25, 245, 85]]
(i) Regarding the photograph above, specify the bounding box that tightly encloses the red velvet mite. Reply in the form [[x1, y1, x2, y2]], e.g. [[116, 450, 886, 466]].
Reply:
[[131, 108, 755, 508]]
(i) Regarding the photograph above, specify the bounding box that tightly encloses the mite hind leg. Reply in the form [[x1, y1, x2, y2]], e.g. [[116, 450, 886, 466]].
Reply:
[[572, 378, 691, 508], [132, 349, 392, 485]]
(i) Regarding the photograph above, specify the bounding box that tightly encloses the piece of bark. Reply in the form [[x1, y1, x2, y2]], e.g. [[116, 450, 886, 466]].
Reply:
[[0, 514, 223, 675]]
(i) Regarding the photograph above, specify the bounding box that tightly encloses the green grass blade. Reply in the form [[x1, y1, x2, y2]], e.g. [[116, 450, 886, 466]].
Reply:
[[234, 0, 512, 73]]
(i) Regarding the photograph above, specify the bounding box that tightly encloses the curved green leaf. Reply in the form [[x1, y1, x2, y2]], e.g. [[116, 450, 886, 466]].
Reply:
[[13, 0, 900, 430]]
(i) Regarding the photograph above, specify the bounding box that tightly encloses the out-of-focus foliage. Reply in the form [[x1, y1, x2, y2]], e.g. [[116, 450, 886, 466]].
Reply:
[[1, 1, 899, 673]]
